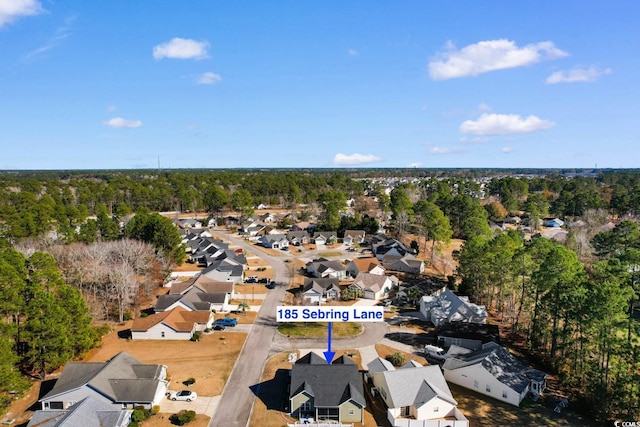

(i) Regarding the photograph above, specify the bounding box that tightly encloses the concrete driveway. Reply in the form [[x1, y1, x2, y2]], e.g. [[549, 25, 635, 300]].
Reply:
[[161, 395, 220, 417]]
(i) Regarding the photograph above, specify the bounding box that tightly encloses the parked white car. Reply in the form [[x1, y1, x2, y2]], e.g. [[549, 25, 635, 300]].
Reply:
[[167, 390, 198, 401]]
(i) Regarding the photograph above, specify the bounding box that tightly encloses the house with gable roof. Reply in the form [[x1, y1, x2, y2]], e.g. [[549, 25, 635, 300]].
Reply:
[[40, 352, 168, 411], [343, 230, 366, 246], [347, 257, 384, 278], [367, 357, 468, 427], [131, 306, 212, 340], [306, 258, 348, 279], [289, 353, 365, 423], [286, 230, 310, 246], [155, 275, 232, 313], [382, 254, 425, 275], [313, 231, 338, 246], [28, 396, 132, 427], [298, 278, 341, 304], [419, 290, 487, 327], [349, 272, 392, 300], [442, 342, 547, 406], [260, 234, 289, 249]]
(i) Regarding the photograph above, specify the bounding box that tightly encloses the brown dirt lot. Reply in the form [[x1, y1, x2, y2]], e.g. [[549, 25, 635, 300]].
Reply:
[[87, 322, 247, 397], [5, 323, 247, 427]]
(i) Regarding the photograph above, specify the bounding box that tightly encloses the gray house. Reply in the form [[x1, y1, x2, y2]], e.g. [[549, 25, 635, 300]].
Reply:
[[289, 353, 365, 423], [40, 352, 168, 411], [299, 278, 341, 304], [28, 396, 132, 427]]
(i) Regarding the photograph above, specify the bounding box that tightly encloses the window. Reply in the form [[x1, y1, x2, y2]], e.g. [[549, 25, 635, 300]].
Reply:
[[300, 401, 311, 411], [434, 406, 439, 412], [486, 384, 491, 393], [502, 390, 508, 399], [348, 409, 355, 415], [400, 406, 411, 417], [161, 331, 165, 338], [473, 380, 479, 389]]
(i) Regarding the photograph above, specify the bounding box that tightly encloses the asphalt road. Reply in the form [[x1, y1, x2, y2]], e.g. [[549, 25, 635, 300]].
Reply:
[[208, 231, 290, 427], [209, 231, 392, 427]]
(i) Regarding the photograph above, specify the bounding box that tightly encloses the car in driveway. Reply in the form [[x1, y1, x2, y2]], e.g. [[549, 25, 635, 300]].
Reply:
[[215, 317, 238, 327], [168, 390, 197, 401], [213, 324, 226, 330]]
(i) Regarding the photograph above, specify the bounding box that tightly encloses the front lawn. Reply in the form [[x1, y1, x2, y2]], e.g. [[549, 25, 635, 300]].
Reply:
[[277, 322, 362, 338]]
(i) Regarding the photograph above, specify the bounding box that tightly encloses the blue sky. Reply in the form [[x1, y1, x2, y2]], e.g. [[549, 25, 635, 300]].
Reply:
[[1, 1, 638, 169]]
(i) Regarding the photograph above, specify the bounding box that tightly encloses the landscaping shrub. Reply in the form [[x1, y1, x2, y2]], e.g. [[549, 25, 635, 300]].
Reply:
[[151, 405, 160, 415], [387, 351, 406, 367], [170, 410, 196, 425], [190, 331, 201, 342], [182, 377, 196, 386]]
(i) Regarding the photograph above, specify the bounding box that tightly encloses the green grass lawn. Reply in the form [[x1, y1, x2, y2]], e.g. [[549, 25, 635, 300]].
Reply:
[[317, 251, 343, 258], [277, 322, 362, 338]]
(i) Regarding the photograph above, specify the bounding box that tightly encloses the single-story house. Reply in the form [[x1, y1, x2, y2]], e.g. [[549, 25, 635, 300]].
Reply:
[[314, 231, 338, 245], [178, 219, 202, 229], [382, 254, 425, 275], [286, 230, 310, 246], [40, 352, 168, 410], [434, 322, 501, 351], [347, 257, 384, 278], [543, 218, 564, 228], [155, 279, 231, 313], [349, 272, 392, 300], [260, 234, 289, 249], [343, 230, 366, 246], [299, 278, 341, 304], [306, 258, 348, 279], [420, 290, 487, 327], [367, 358, 468, 427], [290, 353, 365, 423], [373, 237, 416, 261], [28, 396, 132, 427], [443, 342, 547, 406], [131, 306, 213, 340]]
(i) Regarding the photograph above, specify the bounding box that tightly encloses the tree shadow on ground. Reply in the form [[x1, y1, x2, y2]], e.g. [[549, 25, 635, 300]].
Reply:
[[249, 368, 289, 411]]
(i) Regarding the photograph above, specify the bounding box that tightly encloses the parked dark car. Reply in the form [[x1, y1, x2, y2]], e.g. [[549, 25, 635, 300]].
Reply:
[[213, 324, 226, 330], [265, 282, 276, 289]]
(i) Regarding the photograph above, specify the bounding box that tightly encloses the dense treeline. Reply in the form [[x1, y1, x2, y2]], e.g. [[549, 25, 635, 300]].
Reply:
[[455, 222, 640, 421], [0, 244, 100, 412]]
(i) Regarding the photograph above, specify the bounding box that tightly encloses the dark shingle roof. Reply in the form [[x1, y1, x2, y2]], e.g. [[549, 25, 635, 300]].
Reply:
[[290, 355, 365, 408]]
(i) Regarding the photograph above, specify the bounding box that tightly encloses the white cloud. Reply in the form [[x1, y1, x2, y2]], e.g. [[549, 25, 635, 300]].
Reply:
[[348, 48, 358, 56], [429, 146, 464, 155], [153, 38, 209, 60], [0, 0, 42, 28], [429, 39, 568, 80], [502, 146, 513, 153], [104, 117, 143, 129], [333, 153, 381, 165], [407, 162, 423, 168], [460, 113, 555, 135], [545, 66, 612, 84], [196, 72, 222, 85]]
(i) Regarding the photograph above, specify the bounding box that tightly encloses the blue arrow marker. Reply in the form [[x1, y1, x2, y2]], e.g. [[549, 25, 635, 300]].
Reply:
[[323, 322, 335, 364]]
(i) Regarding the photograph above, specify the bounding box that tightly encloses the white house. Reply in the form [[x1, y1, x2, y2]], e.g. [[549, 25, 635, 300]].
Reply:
[[367, 358, 468, 427], [131, 307, 213, 340], [350, 272, 392, 300], [40, 352, 168, 411], [299, 278, 341, 304], [306, 258, 348, 279], [260, 234, 289, 249], [343, 230, 366, 246], [419, 290, 487, 327], [442, 342, 547, 406]]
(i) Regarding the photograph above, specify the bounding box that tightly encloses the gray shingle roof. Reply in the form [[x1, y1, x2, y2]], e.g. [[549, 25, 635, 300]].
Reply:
[[28, 396, 132, 427], [442, 342, 545, 393], [290, 355, 365, 408], [42, 352, 165, 405], [379, 364, 456, 408]]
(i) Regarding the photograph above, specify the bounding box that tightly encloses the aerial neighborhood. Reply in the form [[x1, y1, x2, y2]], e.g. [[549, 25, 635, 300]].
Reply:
[[0, 169, 638, 427]]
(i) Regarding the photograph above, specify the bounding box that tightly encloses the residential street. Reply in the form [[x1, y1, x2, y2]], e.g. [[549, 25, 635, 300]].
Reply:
[[209, 229, 408, 427]]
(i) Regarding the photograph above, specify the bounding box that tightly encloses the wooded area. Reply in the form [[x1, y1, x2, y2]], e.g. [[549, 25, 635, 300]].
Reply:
[[0, 168, 639, 421]]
